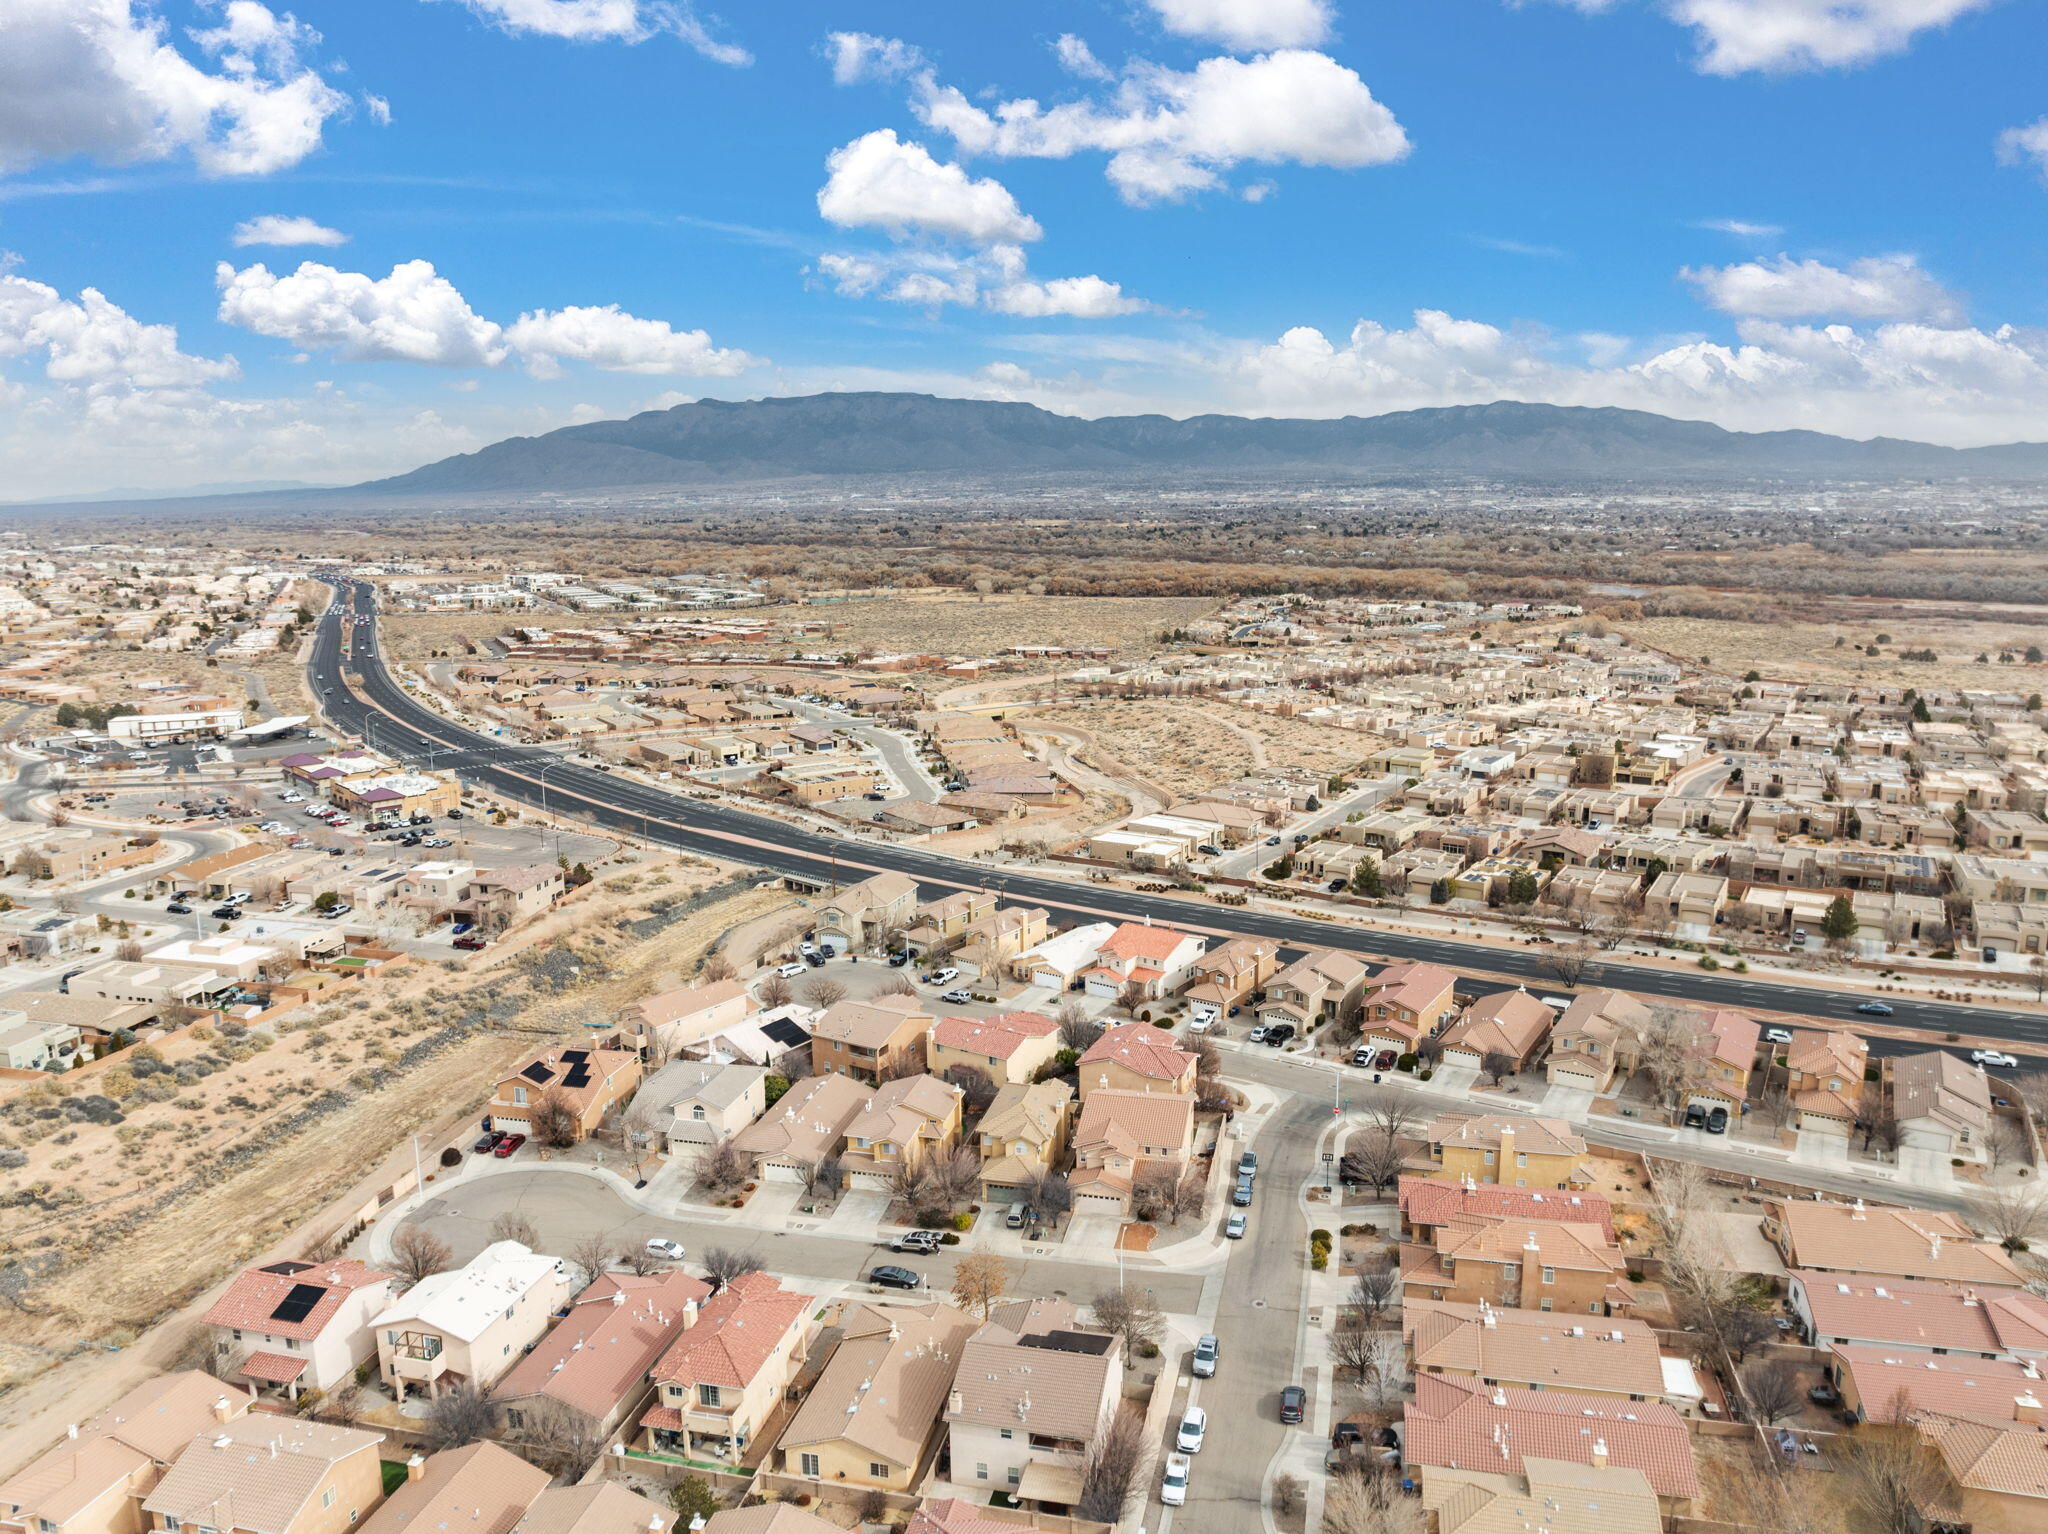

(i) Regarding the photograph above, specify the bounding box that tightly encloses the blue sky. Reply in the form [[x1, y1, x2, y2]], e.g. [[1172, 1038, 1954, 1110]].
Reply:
[[3, 0, 2047, 497]]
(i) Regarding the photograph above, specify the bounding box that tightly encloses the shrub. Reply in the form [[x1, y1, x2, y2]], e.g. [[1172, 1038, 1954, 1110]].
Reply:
[[1396, 1052, 1418, 1072], [1418, 1069, 1434, 1081], [1698, 956, 1720, 970], [951, 1211, 974, 1231], [939, 1232, 961, 1245], [1310, 1228, 1332, 1245], [1310, 1251, 1328, 1271]]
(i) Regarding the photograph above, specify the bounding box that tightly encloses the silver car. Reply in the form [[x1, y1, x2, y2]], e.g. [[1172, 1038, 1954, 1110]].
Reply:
[[1191, 1334, 1219, 1378]]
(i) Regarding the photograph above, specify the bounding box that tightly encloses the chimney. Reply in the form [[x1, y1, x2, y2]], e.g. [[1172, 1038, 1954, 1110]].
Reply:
[[2017, 1393, 2043, 1425], [613, 1290, 627, 1307], [212, 1396, 236, 1425], [1498, 1122, 1516, 1173], [1591, 1439, 1608, 1469], [1931, 1234, 1943, 1261], [406, 1454, 427, 1483], [1851, 1199, 1866, 1220], [948, 1389, 963, 1416]]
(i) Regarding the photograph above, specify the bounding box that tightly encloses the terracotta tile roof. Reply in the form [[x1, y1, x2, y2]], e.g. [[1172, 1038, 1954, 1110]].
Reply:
[[1425, 1113, 1587, 1162], [1791, 1271, 2029, 1354], [1915, 1412, 2048, 1500], [1079, 1022, 1195, 1083], [1094, 922, 1198, 964], [1439, 991, 1555, 1061], [0, 1437, 154, 1526], [1832, 1343, 2045, 1422], [493, 1271, 708, 1419], [1366, 961, 1458, 1011], [930, 1011, 1058, 1060], [1422, 1459, 1663, 1534], [359, 1443, 550, 1534], [778, 1302, 979, 1468], [1436, 1217, 1626, 1277], [1074, 1089, 1194, 1161], [649, 1272, 809, 1391], [1787, 1029, 1867, 1082], [1775, 1202, 2029, 1287], [81, 1371, 256, 1464], [701, 1507, 846, 1534], [1399, 1177, 1615, 1239], [201, 1258, 390, 1340], [144, 1418, 383, 1534], [512, 1482, 677, 1534], [1404, 1374, 1699, 1499], [731, 1073, 870, 1161], [1405, 1301, 1668, 1398], [905, 1498, 1025, 1534], [1691, 1010, 1760, 1073], [630, 978, 754, 1029], [236, 1351, 309, 1384]]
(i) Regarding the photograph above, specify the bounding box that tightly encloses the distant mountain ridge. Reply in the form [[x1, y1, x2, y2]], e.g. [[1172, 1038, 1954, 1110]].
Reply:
[[354, 392, 2048, 492]]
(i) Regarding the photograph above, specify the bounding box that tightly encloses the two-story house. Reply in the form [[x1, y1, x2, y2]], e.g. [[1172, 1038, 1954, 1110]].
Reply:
[[901, 892, 997, 959], [635, 1060, 770, 1166], [1079, 923, 1206, 1002], [925, 1012, 1062, 1087], [487, 1046, 641, 1144], [976, 1080, 1074, 1206], [1784, 1030, 1868, 1139], [953, 907, 1050, 977], [202, 1258, 392, 1401], [808, 995, 931, 1085], [1422, 1114, 1590, 1190], [776, 1302, 980, 1489], [837, 1074, 966, 1191], [1891, 1050, 1995, 1169], [369, 1241, 576, 1403], [944, 1299, 1123, 1503], [1402, 1215, 1636, 1316], [1543, 989, 1652, 1096], [1360, 962, 1460, 1056], [358, 1443, 548, 1534], [1677, 1011, 1759, 1117], [491, 1270, 708, 1448], [1253, 949, 1368, 1034], [141, 1420, 385, 1534], [641, 1273, 814, 1463], [812, 872, 919, 955], [1070, 1090, 1196, 1217], [1076, 1023, 1196, 1100], [729, 1073, 872, 1182], [621, 979, 758, 1060], [1179, 937, 1281, 1030]]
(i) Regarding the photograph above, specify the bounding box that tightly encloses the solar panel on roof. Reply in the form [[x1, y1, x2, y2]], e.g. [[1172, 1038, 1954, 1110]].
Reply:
[[560, 1049, 589, 1063], [761, 1019, 809, 1047], [562, 1064, 591, 1089], [520, 1061, 554, 1084], [270, 1282, 326, 1324]]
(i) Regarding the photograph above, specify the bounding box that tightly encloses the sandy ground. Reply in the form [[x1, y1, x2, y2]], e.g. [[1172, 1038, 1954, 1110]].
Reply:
[[1017, 697, 1374, 798], [1622, 615, 2048, 691]]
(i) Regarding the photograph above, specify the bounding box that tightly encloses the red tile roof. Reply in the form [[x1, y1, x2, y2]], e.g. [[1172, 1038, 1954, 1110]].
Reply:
[[649, 1272, 808, 1390], [1404, 1374, 1700, 1499], [1079, 1022, 1195, 1083], [237, 1351, 309, 1383], [1399, 1176, 1616, 1240], [202, 1258, 390, 1341], [1832, 1343, 2044, 1422], [493, 1271, 708, 1419], [930, 1011, 1058, 1060], [1095, 922, 1197, 964]]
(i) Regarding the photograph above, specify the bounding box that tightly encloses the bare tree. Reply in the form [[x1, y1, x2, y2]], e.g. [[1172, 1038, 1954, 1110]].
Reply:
[[1349, 1258, 1397, 1326], [389, 1226, 453, 1288], [425, 1381, 498, 1448], [800, 977, 846, 1010], [1837, 1418, 1960, 1534], [510, 1400, 606, 1479], [699, 953, 736, 984], [1163, 1167, 1207, 1225], [888, 1156, 935, 1210], [1056, 1001, 1104, 1053], [700, 1245, 764, 1293], [1324, 1465, 1423, 1534], [1634, 1006, 1703, 1109], [567, 1231, 612, 1284], [1075, 1406, 1148, 1524], [926, 1146, 983, 1210], [1741, 1358, 1803, 1426], [700, 1136, 749, 1194], [489, 1212, 540, 1247], [803, 1155, 842, 1202], [614, 1243, 660, 1277], [1480, 1049, 1517, 1087], [1090, 1284, 1164, 1357], [1543, 939, 1600, 988], [1272, 1475, 1305, 1519], [1359, 1087, 1421, 1141], [757, 974, 793, 1008], [1860, 1097, 1901, 1155], [528, 1087, 580, 1149], [950, 1253, 1013, 1320], [1987, 1115, 2032, 1175], [943, 1063, 998, 1116], [1340, 1128, 1406, 1198], [1967, 1182, 2048, 1251], [1025, 1169, 1073, 1228]]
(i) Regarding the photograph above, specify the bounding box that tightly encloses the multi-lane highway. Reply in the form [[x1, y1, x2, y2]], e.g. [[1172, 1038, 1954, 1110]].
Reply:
[[310, 576, 2048, 1053]]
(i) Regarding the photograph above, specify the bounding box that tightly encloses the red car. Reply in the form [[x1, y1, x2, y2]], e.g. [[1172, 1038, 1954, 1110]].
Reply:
[[453, 935, 487, 951], [493, 1133, 527, 1158]]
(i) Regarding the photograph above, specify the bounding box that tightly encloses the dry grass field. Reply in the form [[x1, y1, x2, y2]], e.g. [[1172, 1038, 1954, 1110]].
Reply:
[[1019, 697, 1376, 798], [1622, 614, 2048, 691]]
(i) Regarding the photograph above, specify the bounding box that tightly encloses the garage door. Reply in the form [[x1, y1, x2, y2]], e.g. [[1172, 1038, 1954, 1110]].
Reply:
[[759, 1158, 807, 1184], [1031, 968, 1064, 990], [1550, 1068, 1598, 1090], [1084, 977, 1118, 999], [819, 933, 850, 955], [847, 1169, 894, 1193], [1075, 1189, 1126, 1215]]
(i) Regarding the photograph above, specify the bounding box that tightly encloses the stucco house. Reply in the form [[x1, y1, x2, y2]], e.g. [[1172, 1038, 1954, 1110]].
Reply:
[[369, 1241, 577, 1403], [641, 1273, 813, 1463], [1076, 1022, 1196, 1100], [202, 1258, 392, 1401], [975, 1079, 1074, 1205]]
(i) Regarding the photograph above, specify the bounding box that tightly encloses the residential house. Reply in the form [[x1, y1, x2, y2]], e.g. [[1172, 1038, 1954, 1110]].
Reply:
[[1179, 937, 1281, 1029], [697, 1510, 841, 1534], [1543, 990, 1652, 1095], [951, 907, 1050, 978], [812, 871, 919, 954], [1437, 991, 1555, 1077], [1911, 1412, 2048, 1517], [641, 1273, 813, 1463], [0, 1373, 255, 1534], [507, 1485, 676, 1534], [729, 1073, 872, 1182], [141, 1420, 384, 1534], [1403, 1300, 1692, 1406], [926, 1012, 1062, 1087], [487, 1045, 640, 1143], [1069, 1089, 1196, 1216], [452, 866, 564, 933], [1785, 1031, 1869, 1139], [1009, 922, 1115, 991], [1254, 949, 1368, 1033], [775, 1301, 981, 1490], [635, 1060, 769, 1166], [1417, 1460, 1662, 1534], [1396, 1177, 1614, 1246], [1079, 923, 1206, 1002], [1645, 871, 1730, 937], [944, 1299, 1123, 1506], [369, 1241, 577, 1403], [1402, 1214, 1635, 1316], [1403, 1376, 1700, 1513], [808, 995, 931, 1085], [1678, 1011, 1759, 1116], [1076, 1023, 1196, 1100], [492, 1270, 709, 1446], [1788, 1271, 2048, 1360], [1891, 1050, 1995, 1168], [356, 1443, 549, 1534], [1422, 1115, 1589, 1190], [1360, 962, 1460, 1056], [837, 1074, 965, 1191], [975, 1080, 1074, 1205], [1765, 1202, 2030, 1289], [1829, 1345, 2045, 1425], [621, 979, 758, 1060], [901, 892, 997, 958], [202, 1258, 393, 1400]]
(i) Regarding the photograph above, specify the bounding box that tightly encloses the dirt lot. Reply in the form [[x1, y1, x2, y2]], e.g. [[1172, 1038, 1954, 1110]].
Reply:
[[1017, 697, 1376, 797], [807, 593, 1219, 657], [1694, 1433, 1852, 1534], [1621, 614, 2048, 690], [0, 863, 790, 1408]]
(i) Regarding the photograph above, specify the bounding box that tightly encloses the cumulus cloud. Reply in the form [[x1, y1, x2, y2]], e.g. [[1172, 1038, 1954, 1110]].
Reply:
[[826, 31, 925, 85], [232, 214, 348, 247], [0, 273, 239, 389], [0, 0, 351, 176], [1053, 34, 1115, 82], [815, 245, 1150, 320], [909, 49, 1409, 204], [215, 257, 758, 377], [818, 130, 1042, 245], [985, 276, 1150, 319], [1996, 117, 2048, 178], [1530, 0, 1996, 73], [1680, 253, 1963, 324], [435, 0, 751, 62], [504, 304, 754, 378], [1143, 0, 1334, 50]]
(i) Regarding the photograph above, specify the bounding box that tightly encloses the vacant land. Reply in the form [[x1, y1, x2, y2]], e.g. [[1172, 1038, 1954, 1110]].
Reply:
[[1622, 614, 2048, 691], [813, 593, 1219, 657], [1020, 697, 1375, 798]]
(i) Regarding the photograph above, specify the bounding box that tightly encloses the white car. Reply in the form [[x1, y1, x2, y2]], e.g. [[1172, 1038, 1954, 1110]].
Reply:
[[279, 792, 304, 803], [777, 961, 807, 979], [1763, 1027, 1793, 1045], [1160, 1454, 1191, 1507], [1971, 1050, 2019, 1069], [1175, 1405, 1207, 1454], [644, 1237, 686, 1261]]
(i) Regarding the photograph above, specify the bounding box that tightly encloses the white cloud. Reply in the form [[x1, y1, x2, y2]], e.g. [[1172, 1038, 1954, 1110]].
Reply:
[[232, 214, 349, 247], [909, 49, 1409, 204], [1680, 253, 1963, 323], [826, 31, 925, 85], [0, 0, 351, 176], [1996, 117, 2048, 179], [1053, 34, 1115, 82], [1669, 0, 1994, 73], [504, 304, 755, 378], [1697, 217, 1784, 237], [816, 245, 1149, 320], [363, 93, 393, 125], [818, 130, 1042, 245], [215, 258, 509, 366], [1144, 0, 1334, 51], [437, 0, 750, 63], [0, 273, 238, 389], [986, 276, 1150, 319]]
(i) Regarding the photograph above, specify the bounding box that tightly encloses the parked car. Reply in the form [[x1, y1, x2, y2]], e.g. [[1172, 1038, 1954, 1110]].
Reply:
[[1705, 1106, 1729, 1134], [863, 791, 887, 801], [165, 901, 192, 914], [1808, 1384, 1841, 1407], [1192, 1334, 1219, 1378], [472, 1130, 505, 1153], [925, 968, 960, 987], [211, 905, 240, 920], [1280, 1385, 1306, 1424], [453, 934, 487, 951], [1683, 1104, 1706, 1129], [941, 987, 973, 1004], [889, 1230, 943, 1253], [1160, 1455, 1190, 1508], [421, 837, 451, 848], [1005, 1205, 1030, 1229], [1764, 1027, 1793, 1044], [887, 952, 909, 966], [1374, 1049, 1397, 1070], [644, 1237, 687, 1262], [1232, 1175, 1255, 1207], [1973, 1050, 2020, 1069], [493, 1133, 527, 1158], [1855, 1001, 1895, 1016], [321, 902, 353, 918], [804, 951, 827, 967], [1350, 1047, 1374, 1067], [1247, 1024, 1270, 1044], [1176, 1406, 1208, 1453], [777, 961, 807, 978], [869, 1264, 923, 1290], [1262, 1024, 1296, 1047], [1197, 844, 1221, 856], [1225, 1211, 1248, 1239], [1238, 1150, 1258, 1176]]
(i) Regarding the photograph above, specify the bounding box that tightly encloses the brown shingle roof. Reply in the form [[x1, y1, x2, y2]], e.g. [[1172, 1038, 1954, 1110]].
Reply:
[[777, 1303, 979, 1468]]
